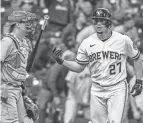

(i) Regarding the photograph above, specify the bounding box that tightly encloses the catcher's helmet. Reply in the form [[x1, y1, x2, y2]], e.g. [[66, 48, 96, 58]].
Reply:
[[7, 10, 38, 31], [7, 11, 37, 25], [92, 8, 112, 27]]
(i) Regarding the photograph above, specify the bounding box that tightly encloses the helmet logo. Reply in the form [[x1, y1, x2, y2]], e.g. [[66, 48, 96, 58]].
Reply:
[[92, 8, 112, 27], [96, 10, 102, 16]]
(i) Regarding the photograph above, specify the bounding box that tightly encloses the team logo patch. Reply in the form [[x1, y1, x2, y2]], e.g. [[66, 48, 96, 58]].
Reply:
[[133, 42, 138, 50]]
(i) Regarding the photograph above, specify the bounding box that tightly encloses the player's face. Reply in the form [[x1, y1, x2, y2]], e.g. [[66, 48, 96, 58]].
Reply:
[[18, 20, 37, 35], [17, 22, 27, 35], [93, 18, 109, 33], [25, 20, 37, 33]]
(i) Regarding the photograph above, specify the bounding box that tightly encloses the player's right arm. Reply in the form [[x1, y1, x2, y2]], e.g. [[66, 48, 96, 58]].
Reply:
[[52, 40, 89, 73], [62, 61, 86, 73], [0, 37, 13, 62]]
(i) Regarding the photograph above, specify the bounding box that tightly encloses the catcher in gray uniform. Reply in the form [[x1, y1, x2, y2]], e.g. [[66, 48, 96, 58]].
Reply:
[[1, 10, 39, 123]]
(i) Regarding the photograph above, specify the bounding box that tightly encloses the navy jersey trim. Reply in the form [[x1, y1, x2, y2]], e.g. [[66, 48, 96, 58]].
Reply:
[[75, 58, 89, 65], [131, 50, 140, 60], [5, 34, 19, 49]]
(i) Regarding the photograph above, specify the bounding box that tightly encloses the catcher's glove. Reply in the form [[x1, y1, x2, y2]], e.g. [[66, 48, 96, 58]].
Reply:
[[23, 96, 39, 121], [131, 79, 143, 97]]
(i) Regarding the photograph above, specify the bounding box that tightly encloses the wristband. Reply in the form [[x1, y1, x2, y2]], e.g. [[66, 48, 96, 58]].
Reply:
[[57, 58, 64, 65]]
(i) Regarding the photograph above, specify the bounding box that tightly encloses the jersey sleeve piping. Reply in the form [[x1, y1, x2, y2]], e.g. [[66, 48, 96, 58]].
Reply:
[[130, 50, 140, 60], [75, 58, 89, 65]]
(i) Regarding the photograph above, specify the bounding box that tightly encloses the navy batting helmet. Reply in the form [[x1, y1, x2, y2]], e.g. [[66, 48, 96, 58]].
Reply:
[[92, 8, 112, 27]]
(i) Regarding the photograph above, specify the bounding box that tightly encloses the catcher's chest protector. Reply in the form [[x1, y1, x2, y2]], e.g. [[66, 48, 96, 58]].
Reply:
[[1, 33, 32, 82]]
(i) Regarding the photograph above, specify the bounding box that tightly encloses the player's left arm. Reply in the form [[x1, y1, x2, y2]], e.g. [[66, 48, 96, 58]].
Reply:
[[125, 35, 143, 96], [132, 55, 143, 97], [133, 55, 142, 81]]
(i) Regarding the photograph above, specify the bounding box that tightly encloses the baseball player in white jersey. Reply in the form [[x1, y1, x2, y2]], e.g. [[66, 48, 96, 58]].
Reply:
[[51, 8, 143, 123]]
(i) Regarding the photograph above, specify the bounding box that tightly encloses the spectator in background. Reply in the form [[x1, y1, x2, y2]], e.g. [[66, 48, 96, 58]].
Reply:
[[72, 1, 95, 44], [30, 31, 61, 73], [20, 0, 44, 17], [30, 40, 53, 72], [110, 0, 130, 23], [77, 0, 93, 25], [61, 10, 87, 48], [76, 24, 95, 44], [20, 0, 34, 12], [114, 13, 141, 72], [47, 46, 76, 102], [37, 48, 76, 123], [114, 13, 140, 47], [44, 0, 73, 32], [64, 67, 91, 123]]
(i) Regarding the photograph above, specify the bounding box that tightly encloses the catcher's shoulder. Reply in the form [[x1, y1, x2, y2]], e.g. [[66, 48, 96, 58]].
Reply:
[[1, 36, 13, 46]]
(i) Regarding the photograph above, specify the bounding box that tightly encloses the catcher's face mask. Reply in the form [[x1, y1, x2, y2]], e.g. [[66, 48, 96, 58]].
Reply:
[[7, 11, 38, 33]]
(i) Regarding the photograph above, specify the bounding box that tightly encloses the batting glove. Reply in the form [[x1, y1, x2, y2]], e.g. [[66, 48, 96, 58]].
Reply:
[[131, 79, 142, 97], [52, 47, 64, 64]]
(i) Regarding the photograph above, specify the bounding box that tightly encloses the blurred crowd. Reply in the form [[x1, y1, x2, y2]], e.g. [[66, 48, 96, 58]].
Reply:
[[1, 0, 143, 123]]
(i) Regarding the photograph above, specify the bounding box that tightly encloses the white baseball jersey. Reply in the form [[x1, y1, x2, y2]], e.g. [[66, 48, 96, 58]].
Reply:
[[76, 31, 140, 86]]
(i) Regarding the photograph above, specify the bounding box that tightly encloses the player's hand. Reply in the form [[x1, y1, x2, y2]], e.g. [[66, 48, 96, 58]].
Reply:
[[51, 47, 64, 64], [131, 79, 142, 97]]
